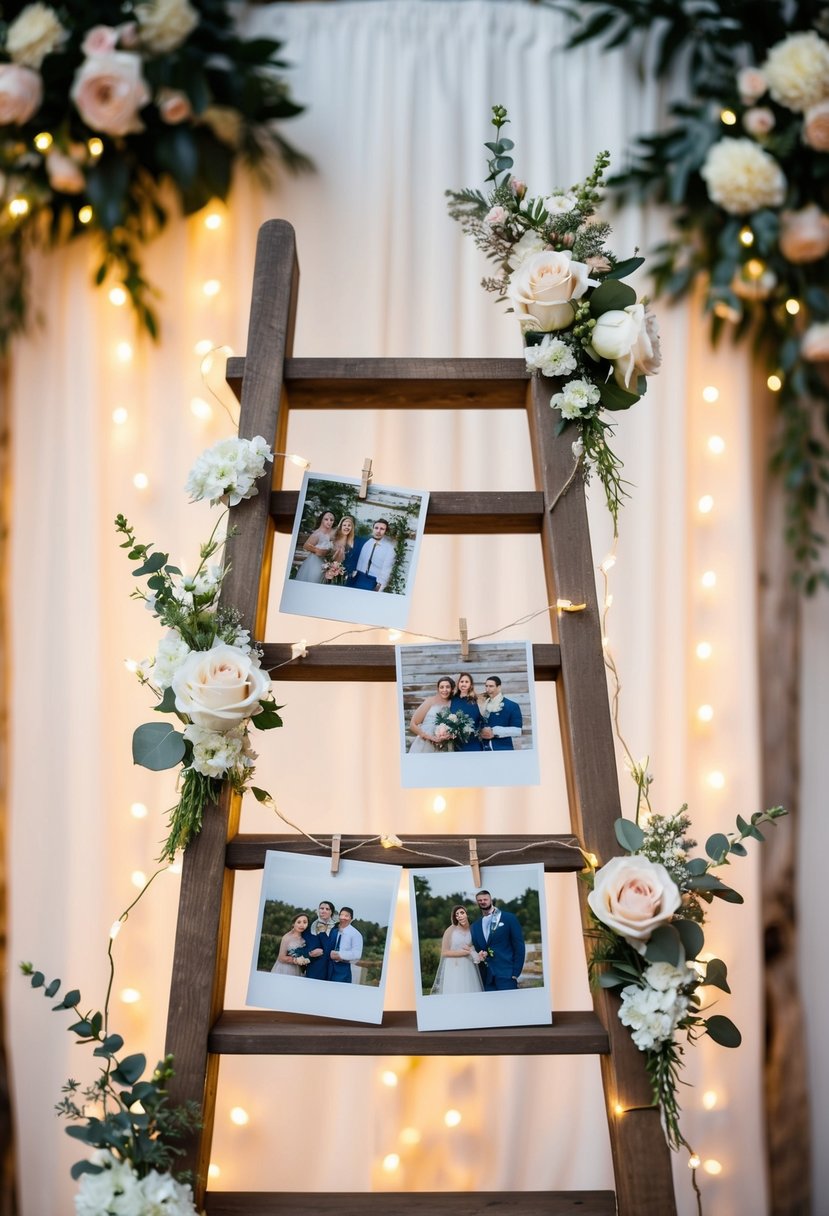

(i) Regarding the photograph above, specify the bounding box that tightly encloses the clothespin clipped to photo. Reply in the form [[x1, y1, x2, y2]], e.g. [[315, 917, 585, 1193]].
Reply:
[[468, 838, 481, 888], [358, 457, 373, 500], [556, 598, 587, 615], [330, 833, 342, 875], [459, 617, 469, 661]]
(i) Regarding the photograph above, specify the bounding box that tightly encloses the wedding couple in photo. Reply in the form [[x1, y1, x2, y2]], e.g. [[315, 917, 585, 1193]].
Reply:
[[409, 673, 523, 753], [430, 890, 526, 995], [271, 900, 364, 983], [294, 511, 396, 593]]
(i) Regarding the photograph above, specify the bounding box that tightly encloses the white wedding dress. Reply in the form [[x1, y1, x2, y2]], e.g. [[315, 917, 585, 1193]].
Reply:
[[295, 531, 333, 583], [409, 703, 442, 753], [430, 928, 484, 995]]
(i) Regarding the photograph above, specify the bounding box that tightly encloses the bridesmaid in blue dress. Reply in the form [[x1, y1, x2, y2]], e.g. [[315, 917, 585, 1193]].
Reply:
[[450, 671, 484, 751]]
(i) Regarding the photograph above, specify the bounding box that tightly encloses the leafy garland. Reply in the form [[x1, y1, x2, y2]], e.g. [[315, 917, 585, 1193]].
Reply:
[[548, 0, 829, 591], [447, 107, 661, 533], [0, 0, 309, 347]]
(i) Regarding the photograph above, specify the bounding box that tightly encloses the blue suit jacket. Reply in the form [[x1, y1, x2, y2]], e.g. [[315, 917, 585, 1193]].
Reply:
[[482, 697, 522, 751], [347, 534, 379, 590], [305, 924, 337, 981], [471, 909, 525, 988]]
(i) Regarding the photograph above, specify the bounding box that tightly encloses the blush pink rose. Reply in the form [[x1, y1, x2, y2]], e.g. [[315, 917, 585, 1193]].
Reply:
[[46, 149, 85, 193], [81, 25, 119, 56], [485, 205, 508, 226], [804, 99, 829, 151], [801, 322, 829, 362], [70, 51, 150, 136], [779, 205, 829, 264], [587, 854, 681, 948], [737, 66, 768, 104], [0, 63, 43, 125], [158, 88, 192, 124], [743, 106, 775, 137]]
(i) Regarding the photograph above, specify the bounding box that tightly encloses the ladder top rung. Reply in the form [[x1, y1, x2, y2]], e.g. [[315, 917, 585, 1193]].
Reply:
[[261, 643, 561, 682], [204, 1190, 617, 1214], [226, 833, 583, 872], [209, 1009, 609, 1057], [272, 490, 545, 534], [226, 356, 530, 409]]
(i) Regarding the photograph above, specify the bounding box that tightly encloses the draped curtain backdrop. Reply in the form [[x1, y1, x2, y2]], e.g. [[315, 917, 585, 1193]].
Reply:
[[6, 3, 826, 1213]]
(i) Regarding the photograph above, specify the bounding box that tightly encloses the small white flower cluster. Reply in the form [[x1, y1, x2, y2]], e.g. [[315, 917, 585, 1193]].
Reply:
[[618, 962, 693, 1052], [550, 378, 601, 421], [183, 722, 256, 780], [184, 435, 274, 506], [75, 1153, 198, 1216], [523, 334, 578, 378]]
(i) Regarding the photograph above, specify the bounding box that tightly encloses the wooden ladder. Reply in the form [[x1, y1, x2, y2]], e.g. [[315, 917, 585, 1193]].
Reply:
[[164, 220, 678, 1216]]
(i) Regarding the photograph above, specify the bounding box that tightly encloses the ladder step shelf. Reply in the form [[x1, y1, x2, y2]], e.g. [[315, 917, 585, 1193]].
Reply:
[[271, 490, 546, 535], [204, 1192, 616, 1215], [261, 644, 561, 683]]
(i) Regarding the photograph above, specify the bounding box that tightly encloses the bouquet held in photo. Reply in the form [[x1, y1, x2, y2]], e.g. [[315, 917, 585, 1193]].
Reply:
[[396, 641, 540, 787], [409, 863, 552, 1032], [247, 851, 401, 1025], [280, 471, 428, 628]]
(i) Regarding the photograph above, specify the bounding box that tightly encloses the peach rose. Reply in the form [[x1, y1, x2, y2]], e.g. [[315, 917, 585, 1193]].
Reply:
[[172, 643, 271, 732], [157, 88, 192, 124], [587, 854, 681, 948], [0, 63, 43, 125], [46, 149, 85, 193], [70, 51, 150, 136], [779, 205, 829, 264], [804, 99, 829, 151], [801, 323, 829, 362], [507, 249, 596, 332], [743, 106, 775, 137], [81, 25, 119, 56], [737, 66, 768, 105]]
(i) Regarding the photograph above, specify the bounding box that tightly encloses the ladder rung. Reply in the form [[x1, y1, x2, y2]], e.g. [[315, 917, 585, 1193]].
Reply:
[[204, 1191, 617, 1215], [226, 356, 529, 409], [209, 1010, 609, 1057], [272, 490, 545, 534], [226, 834, 584, 873], [262, 644, 561, 682]]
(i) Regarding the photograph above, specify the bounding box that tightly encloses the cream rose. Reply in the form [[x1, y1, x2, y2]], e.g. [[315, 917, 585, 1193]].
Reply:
[[763, 30, 829, 112], [801, 322, 829, 362], [0, 63, 43, 125], [804, 99, 829, 151], [591, 303, 661, 388], [587, 854, 681, 947], [507, 250, 596, 332], [135, 0, 199, 54], [5, 3, 67, 69], [779, 205, 829, 264], [700, 138, 786, 214], [70, 52, 150, 136], [172, 644, 271, 732]]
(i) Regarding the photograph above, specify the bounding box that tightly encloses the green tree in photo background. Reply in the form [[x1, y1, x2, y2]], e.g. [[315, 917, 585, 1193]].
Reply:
[[256, 898, 388, 986]]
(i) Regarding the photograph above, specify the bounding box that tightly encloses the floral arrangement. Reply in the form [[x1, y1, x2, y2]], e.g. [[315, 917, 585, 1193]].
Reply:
[[447, 105, 661, 531], [119, 433, 281, 860], [322, 558, 347, 582], [584, 772, 787, 1153], [550, 0, 829, 590], [433, 706, 478, 749], [20, 962, 200, 1213], [0, 0, 308, 347]]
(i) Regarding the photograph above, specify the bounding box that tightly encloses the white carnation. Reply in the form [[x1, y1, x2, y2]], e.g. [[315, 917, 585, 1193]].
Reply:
[[135, 0, 199, 54], [524, 335, 578, 378], [153, 630, 191, 689], [763, 31, 829, 112], [184, 723, 245, 779], [185, 435, 274, 506], [138, 1168, 198, 1214], [543, 191, 578, 215], [618, 977, 690, 1051], [550, 378, 600, 421], [700, 138, 786, 215], [74, 1153, 141, 1216], [5, 3, 67, 68]]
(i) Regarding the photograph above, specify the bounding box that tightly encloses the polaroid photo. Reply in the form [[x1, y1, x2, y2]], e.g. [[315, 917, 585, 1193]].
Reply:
[[279, 471, 429, 628], [246, 850, 401, 1025], [396, 641, 540, 788], [409, 862, 552, 1032]]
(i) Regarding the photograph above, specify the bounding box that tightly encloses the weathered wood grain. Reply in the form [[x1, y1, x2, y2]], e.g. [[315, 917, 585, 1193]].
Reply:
[[204, 1191, 616, 1215], [260, 644, 561, 682], [271, 490, 545, 534]]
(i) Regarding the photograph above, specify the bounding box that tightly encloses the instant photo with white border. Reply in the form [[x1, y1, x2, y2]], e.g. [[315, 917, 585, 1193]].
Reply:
[[279, 470, 429, 628], [246, 850, 401, 1025], [396, 641, 540, 788], [409, 863, 552, 1032]]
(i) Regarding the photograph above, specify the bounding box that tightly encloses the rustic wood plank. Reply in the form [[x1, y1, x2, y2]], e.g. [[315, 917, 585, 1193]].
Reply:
[[209, 1010, 608, 1056], [164, 220, 299, 1203], [526, 378, 676, 1216], [226, 356, 529, 409], [205, 1191, 616, 1215], [271, 490, 545, 534], [225, 833, 584, 872], [260, 644, 561, 682]]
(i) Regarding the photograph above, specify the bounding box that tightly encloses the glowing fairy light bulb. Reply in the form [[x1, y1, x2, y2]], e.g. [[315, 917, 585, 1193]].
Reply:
[[229, 1107, 249, 1126], [703, 1159, 723, 1176], [78, 204, 93, 224], [204, 211, 222, 230], [702, 1090, 718, 1110], [432, 795, 447, 814], [767, 374, 782, 392], [109, 286, 127, 306], [133, 472, 149, 490], [115, 341, 133, 363], [444, 1109, 462, 1128], [130, 802, 148, 819], [112, 407, 128, 425], [194, 338, 213, 356], [697, 704, 714, 723], [120, 988, 141, 1004], [131, 870, 147, 889], [382, 1154, 400, 1172], [202, 278, 221, 298], [698, 494, 714, 514], [381, 1070, 398, 1088], [720, 108, 737, 125], [34, 131, 52, 151], [701, 570, 717, 588], [707, 770, 726, 790], [707, 435, 725, 455], [696, 641, 713, 660], [702, 386, 720, 403]]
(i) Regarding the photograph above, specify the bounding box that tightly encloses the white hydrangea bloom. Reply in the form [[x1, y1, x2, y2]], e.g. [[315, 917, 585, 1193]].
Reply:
[[153, 630, 191, 689], [74, 1153, 141, 1216], [524, 335, 579, 377], [138, 1168, 199, 1214], [550, 378, 601, 420], [700, 138, 786, 215], [184, 723, 245, 778], [763, 30, 829, 112], [618, 964, 692, 1051], [184, 435, 274, 506]]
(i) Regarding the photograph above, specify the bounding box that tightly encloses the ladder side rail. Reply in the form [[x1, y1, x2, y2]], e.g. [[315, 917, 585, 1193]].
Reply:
[[164, 221, 300, 1197], [526, 377, 677, 1216]]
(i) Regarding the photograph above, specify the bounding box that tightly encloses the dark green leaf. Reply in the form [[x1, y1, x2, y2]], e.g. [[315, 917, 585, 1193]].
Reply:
[[30, 972, 44, 988], [111, 1053, 146, 1086], [614, 817, 645, 852], [705, 1014, 741, 1048], [705, 832, 729, 860], [599, 380, 640, 412], [71, 1161, 103, 1179], [686, 857, 708, 876], [132, 723, 186, 771], [590, 280, 637, 316], [644, 924, 682, 966], [251, 705, 283, 730], [133, 551, 167, 577], [251, 786, 271, 803], [153, 686, 178, 715], [703, 958, 731, 993], [605, 256, 645, 281], [54, 988, 81, 1010], [674, 918, 704, 960], [93, 1033, 124, 1057], [44, 978, 60, 998]]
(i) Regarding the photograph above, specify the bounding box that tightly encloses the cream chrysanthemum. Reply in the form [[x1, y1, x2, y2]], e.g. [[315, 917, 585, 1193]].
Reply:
[[763, 31, 829, 112], [700, 138, 786, 215]]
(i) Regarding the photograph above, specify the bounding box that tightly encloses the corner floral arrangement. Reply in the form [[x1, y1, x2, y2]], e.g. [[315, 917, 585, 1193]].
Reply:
[[118, 433, 281, 861], [0, 0, 308, 347], [549, 0, 829, 590], [447, 105, 661, 532], [584, 766, 787, 1154], [20, 962, 200, 1213]]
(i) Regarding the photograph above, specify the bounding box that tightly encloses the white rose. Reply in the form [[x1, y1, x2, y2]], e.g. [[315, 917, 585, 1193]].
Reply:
[[0, 63, 42, 125], [763, 30, 829, 112], [172, 643, 271, 732], [507, 250, 596, 332], [506, 228, 547, 270], [135, 0, 199, 53], [485, 205, 508, 226], [700, 137, 786, 215], [70, 52, 150, 137], [742, 106, 775, 137], [5, 3, 67, 68], [591, 303, 661, 389], [587, 853, 681, 947]]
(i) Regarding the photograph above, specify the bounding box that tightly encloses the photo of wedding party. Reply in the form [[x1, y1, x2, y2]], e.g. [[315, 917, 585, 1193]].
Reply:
[[279, 471, 429, 628], [396, 641, 540, 788], [246, 850, 401, 1024], [409, 863, 551, 1032]]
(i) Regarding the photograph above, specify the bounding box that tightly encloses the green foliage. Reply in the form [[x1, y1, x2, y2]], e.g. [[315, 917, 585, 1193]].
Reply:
[[132, 722, 186, 771]]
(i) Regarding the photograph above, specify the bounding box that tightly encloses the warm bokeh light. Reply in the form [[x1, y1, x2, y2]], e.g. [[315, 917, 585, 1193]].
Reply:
[[688, 1154, 701, 1170], [702, 385, 720, 403], [112, 407, 129, 425], [720, 108, 737, 125], [109, 286, 128, 307], [34, 131, 53, 151], [131, 870, 147, 889], [78, 204, 93, 224], [400, 1127, 421, 1146], [707, 435, 726, 455], [704, 1159, 723, 1176], [614, 1103, 624, 1116], [698, 494, 714, 514], [785, 298, 800, 315], [124, 659, 139, 674], [745, 258, 765, 278], [194, 338, 214, 356], [697, 704, 714, 723], [229, 1107, 249, 1126], [207, 1164, 221, 1180], [133, 472, 149, 490], [9, 198, 29, 218], [130, 802, 148, 819], [738, 226, 754, 247], [116, 341, 133, 363], [204, 211, 222, 230], [707, 770, 726, 790], [382, 1153, 400, 1172], [444, 1109, 462, 1128], [120, 988, 141, 1004], [381, 1070, 398, 1088], [190, 397, 213, 420], [767, 373, 782, 392], [202, 278, 221, 297], [702, 1090, 719, 1110], [701, 570, 717, 588], [432, 795, 447, 814], [696, 641, 713, 660], [87, 137, 104, 156]]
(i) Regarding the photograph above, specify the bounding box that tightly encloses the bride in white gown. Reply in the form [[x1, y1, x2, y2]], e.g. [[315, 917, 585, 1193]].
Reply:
[[430, 906, 484, 995], [294, 510, 336, 583], [409, 676, 455, 752]]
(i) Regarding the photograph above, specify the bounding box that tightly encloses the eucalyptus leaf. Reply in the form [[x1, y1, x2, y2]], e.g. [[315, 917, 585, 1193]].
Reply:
[[589, 279, 637, 316], [111, 1053, 146, 1086], [705, 1014, 742, 1048], [644, 924, 682, 966], [599, 380, 639, 411], [614, 817, 645, 852], [674, 918, 704, 960], [703, 958, 731, 993], [605, 255, 645, 280], [132, 722, 186, 771], [251, 786, 271, 803], [686, 857, 708, 875], [153, 686, 178, 715], [705, 832, 729, 860]]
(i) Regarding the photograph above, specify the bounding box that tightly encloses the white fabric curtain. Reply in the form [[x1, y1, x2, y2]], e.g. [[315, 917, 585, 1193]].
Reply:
[[11, 2, 822, 1212]]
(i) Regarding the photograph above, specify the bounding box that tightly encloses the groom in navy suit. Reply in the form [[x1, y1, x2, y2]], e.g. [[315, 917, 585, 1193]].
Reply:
[[470, 890, 526, 991], [347, 519, 396, 591], [479, 676, 523, 751]]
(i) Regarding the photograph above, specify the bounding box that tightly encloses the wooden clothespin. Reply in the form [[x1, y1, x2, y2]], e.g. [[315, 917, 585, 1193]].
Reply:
[[459, 617, 469, 661], [556, 598, 587, 615], [468, 838, 481, 888], [358, 457, 373, 500], [330, 833, 342, 875]]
